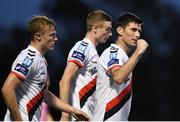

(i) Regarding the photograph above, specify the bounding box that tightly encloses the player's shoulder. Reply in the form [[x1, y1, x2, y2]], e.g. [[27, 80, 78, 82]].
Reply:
[[109, 44, 119, 52], [12, 46, 37, 74], [72, 40, 89, 52], [75, 40, 89, 47], [20, 46, 37, 58], [100, 44, 118, 59], [101, 44, 118, 54], [16, 46, 38, 66]]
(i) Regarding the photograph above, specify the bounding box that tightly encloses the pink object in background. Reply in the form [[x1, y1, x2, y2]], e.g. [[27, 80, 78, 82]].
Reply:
[[40, 102, 48, 121]]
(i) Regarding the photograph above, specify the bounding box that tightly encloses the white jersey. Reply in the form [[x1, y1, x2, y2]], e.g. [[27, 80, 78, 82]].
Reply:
[[92, 44, 132, 121], [4, 45, 48, 121], [67, 38, 98, 118]]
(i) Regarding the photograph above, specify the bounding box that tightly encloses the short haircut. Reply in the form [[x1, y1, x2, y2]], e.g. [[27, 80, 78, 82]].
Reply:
[[27, 15, 56, 40], [86, 10, 112, 31], [116, 12, 143, 28]]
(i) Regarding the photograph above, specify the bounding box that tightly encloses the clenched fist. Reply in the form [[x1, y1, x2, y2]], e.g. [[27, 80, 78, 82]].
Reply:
[[136, 39, 148, 55]]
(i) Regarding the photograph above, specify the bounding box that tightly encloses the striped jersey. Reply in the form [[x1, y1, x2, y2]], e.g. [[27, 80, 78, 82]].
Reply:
[[4, 45, 48, 121], [92, 44, 132, 121], [67, 38, 98, 119]]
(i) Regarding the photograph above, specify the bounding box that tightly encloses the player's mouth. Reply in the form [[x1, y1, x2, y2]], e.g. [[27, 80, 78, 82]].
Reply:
[[132, 39, 137, 44]]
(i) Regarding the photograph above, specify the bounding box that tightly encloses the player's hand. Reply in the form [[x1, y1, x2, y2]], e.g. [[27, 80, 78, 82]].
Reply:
[[72, 110, 90, 121], [60, 114, 69, 121], [136, 39, 148, 55]]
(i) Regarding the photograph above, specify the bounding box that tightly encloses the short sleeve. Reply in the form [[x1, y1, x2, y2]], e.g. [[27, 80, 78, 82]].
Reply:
[[67, 41, 88, 68], [106, 47, 125, 75], [11, 51, 35, 80]]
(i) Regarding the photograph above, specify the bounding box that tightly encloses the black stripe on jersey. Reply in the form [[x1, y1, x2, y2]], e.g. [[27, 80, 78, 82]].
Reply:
[[28, 52, 35, 57], [28, 96, 44, 121], [80, 85, 96, 108], [28, 49, 36, 57], [81, 41, 88, 46], [110, 46, 118, 52], [28, 49, 36, 53], [28, 84, 47, 121], [103, 92, 131, 121]]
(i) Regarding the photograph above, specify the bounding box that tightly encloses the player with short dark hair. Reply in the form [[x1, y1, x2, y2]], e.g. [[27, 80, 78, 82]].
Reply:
[[92, 12, 148, 121]]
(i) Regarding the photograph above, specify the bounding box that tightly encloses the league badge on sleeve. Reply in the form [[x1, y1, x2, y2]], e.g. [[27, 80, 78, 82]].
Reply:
[[77, 42, 88, 53], [22, 56, 33, 67], [108, 51, 119, 67]]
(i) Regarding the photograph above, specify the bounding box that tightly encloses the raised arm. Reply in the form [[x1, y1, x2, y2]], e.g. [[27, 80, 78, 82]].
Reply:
[[112, 39, 148, 84]]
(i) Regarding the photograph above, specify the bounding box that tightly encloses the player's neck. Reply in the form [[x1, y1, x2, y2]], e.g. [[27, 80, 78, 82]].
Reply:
[[85, 33, 98, 47], [30, 41, 45, 56], [116, 39, 130, 54]]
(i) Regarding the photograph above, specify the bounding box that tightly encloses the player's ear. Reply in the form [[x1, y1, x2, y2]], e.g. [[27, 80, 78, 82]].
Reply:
[[93, 24, 98, 34], [34, 32, 41, 41], [117, 26, 123, 36]]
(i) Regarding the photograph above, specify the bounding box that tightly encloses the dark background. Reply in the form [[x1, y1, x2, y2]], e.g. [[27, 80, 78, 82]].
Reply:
[[0, 0, 180, 120]]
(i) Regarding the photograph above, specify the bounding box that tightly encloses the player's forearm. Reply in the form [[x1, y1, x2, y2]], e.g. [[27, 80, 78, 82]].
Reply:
[[59, 80, 71, 103], [2, 88, 22, 120], [113, 50, 142, 84], [59, 80, 71, 119], [44, 90, 75, 114]]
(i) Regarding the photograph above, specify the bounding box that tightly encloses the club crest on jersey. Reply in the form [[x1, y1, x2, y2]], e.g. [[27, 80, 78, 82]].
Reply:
[[77, 42, 88, 53], [89, 67, 97, 76], [14, 63, 29, 76], [72, 51, 85, 62], [36, 82, 45, 88], [108, 46, 119, 67], [109, 49, 118, 59], [22, 56, 33, 67]]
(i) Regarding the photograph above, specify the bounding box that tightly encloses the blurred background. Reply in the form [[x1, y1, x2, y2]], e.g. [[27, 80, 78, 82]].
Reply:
[[0, 0, 180, 120]]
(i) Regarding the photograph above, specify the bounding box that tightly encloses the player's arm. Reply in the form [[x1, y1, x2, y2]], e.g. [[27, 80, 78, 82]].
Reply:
[[44, 88, 89, 121], [59, 62, 79, 121], [111, 39, 148, 84], [1, 73, 23, 121]]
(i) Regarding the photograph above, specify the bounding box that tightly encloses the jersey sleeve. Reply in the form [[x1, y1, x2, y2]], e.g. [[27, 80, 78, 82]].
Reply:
[[67, 41, 88, 68], [106, 48, 124, 76], [11, 51, 35, 81]]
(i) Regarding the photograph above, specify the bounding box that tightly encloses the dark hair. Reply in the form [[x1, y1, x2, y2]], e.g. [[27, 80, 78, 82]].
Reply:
[[116, 12, 143, 28]]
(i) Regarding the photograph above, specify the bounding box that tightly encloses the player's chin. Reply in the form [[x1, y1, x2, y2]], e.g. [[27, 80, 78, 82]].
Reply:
[[130, 43, 137, 47], [48, 46, 54, 51], [132, 41, 137, 46], [102, 37, 110, 43], [102, 40, 107, 43], [99, 40, 106, 44]]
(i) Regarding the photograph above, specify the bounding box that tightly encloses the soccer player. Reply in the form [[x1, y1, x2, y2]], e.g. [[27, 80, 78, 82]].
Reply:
[[1, 15, 89, 121], [92, 12, 148, 121], [59, 10, 112, 120]]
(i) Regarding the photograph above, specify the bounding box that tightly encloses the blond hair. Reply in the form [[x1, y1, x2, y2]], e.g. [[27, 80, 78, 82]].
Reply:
[[27, 15, 56, 40]]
